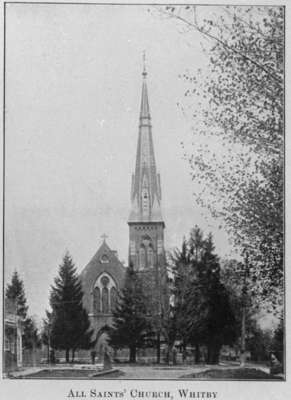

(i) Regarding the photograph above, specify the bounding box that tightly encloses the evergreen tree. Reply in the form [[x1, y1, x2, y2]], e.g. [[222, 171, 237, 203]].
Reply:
[[22, 317, 41, 349], [6, 270, 28, 319], [41, 311, 52, 348], [140, 259, 170, 363], [203, 235, 236, 362], [172, 228, 237, 364], [5, 270, 40, 349], [40, 312, 54, 363], [49, 252, 93, 362], [187, 233, 237, 364], [170, 237, 191, 349], [109, 263, 151, 363]]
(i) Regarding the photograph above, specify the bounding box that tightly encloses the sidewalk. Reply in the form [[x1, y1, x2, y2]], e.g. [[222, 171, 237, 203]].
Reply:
[[5, 361, 272, 380], [6, 363, 103, 378]]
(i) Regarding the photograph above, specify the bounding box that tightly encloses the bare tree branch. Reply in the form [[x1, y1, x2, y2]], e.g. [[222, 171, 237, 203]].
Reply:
[[159, 7, 283, 87]]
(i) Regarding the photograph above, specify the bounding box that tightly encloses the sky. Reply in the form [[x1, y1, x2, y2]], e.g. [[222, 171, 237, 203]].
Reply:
[[5, 4, 235, 322]]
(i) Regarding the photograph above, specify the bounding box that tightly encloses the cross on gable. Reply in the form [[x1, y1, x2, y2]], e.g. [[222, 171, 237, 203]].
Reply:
[[101, 233, 108, 242]]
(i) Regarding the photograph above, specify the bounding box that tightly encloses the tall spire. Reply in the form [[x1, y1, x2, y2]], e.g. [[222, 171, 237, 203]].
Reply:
[[142, 50, 147, 76], [140, 51, 150, 120], [128, 56, 163, 224]]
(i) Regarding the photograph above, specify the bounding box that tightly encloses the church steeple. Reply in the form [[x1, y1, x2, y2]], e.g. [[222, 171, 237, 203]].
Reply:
[[140, 52, 150, 119], [128, 57, 164, 224], [128, 57, 165, 272]]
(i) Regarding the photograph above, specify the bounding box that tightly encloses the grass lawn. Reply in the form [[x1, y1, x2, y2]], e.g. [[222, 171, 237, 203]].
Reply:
[[180, 368, 283, 380]]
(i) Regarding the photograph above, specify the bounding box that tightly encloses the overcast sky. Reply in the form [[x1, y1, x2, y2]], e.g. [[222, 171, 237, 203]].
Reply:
[[5, 4, 234, 322]]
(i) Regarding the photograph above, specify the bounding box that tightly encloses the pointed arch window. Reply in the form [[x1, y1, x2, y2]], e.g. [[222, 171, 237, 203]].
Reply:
[[93, 273, 118, 315], [93, 287, 101, 314], [110, 287, 117, 312], [140, 246, 146, 270], [102, 287, 109, 314], [147, 245, 154, 267]]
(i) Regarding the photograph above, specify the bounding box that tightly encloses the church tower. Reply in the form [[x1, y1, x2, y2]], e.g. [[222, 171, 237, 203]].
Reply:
[[128, 58, 165, 271]]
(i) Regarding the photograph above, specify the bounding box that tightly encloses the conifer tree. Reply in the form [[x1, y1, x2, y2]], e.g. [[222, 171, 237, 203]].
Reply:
[[172, 228, 237, 364], [6, 270, 28, 319], [140, 259, 170, 363], [170, 237, 191, 350], [109, 263, 151, 363], [49, 252, 93, 362], [23, 317, 41, 349], [5, 270, 40, 349], [201, 234, 237, 363], [186, 233, 236, 364]]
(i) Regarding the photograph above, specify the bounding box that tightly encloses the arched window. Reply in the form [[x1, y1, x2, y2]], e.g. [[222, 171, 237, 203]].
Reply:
[[102, 287, 109, 314], [101, 276, 109, 287], [100, 254, 109, 263], [93, 287, 101, 314], [94, 273, 118, 315], [140, 246, 146, 270], [110, 287, 117, 312], [148, 245, 154, 267]]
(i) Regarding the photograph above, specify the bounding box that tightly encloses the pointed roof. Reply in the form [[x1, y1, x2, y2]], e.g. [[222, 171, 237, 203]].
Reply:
[[128, 59, 164, 224], [140, 62, 150, 119], [81, 240, 124, 279], [80, 240, 126, 311]]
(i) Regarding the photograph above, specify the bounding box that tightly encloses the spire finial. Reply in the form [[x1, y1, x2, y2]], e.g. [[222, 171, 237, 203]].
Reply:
[[101, 233, 108, 243], [142, 50, 147, 77]]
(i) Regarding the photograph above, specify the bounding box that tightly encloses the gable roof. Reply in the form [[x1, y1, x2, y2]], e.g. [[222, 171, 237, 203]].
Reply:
[[80, 241, 126, 312]]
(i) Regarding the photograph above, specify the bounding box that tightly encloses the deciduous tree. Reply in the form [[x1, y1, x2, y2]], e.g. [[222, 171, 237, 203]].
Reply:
[[159, 5, 284, 310]]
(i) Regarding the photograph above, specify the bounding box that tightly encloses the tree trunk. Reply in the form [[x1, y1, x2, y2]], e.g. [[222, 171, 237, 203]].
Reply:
[[166, 344, 173, 365], [72, 349, 75, 363], [129, 346, 136, 363], [47, 343, 50, 364], [207, 343, 220, 364], [66, 348, 70, 363], [182, 343, 187, 364], [156, 332, 161, 364], [194, 344, 200, 364], [32, 340, 36, 367], [240, 303, 246, 367]]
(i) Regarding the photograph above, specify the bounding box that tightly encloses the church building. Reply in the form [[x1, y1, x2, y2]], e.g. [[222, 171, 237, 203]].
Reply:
[[80, 237, 126, 349], [80, 59, 165, 350]]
